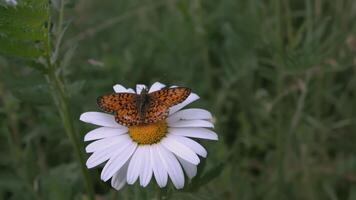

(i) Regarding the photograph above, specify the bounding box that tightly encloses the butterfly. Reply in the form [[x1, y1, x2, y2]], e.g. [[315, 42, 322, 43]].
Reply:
[[97, 87, 191, 126]]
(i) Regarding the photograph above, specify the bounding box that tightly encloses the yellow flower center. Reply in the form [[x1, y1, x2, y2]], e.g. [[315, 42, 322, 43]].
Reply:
[[128, 121, 167, 145]]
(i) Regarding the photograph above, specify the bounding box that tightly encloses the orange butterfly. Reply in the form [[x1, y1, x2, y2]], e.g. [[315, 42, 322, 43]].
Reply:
[[97, 87, 191, 126]]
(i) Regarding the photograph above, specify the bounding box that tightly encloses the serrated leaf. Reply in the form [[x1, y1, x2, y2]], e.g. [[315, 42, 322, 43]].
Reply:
[[0, 0, 49, 58]]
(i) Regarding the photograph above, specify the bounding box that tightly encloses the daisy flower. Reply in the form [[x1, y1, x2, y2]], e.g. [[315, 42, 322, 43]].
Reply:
[[80, 82, 218, 190]]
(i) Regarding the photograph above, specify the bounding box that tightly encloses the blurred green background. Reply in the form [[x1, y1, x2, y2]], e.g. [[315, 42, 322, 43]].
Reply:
[[1, 0, 356, 199]]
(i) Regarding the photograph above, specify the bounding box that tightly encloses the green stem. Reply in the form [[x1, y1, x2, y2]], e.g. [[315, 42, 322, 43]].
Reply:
[[45, 67, 95, 200]]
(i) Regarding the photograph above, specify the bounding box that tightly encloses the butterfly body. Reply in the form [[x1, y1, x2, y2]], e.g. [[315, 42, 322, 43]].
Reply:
[[97, 87, 191, 126], [136, 88, 150, 121]]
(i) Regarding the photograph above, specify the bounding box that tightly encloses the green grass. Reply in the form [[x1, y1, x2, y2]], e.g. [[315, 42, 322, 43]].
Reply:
[[1, 0, 356, 199]]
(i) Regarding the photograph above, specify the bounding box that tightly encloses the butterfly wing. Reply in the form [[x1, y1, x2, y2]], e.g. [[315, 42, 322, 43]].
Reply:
[[148, 87, 191, 107], [97, 93, 141, 126], [114, 103, 141, 126], [143, 87, 191, 123], [143, 99, 169, 124]]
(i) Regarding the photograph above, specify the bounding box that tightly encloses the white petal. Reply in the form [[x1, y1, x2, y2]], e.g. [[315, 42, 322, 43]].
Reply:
[[151, 144, 168, 187], [169, 93, 199, 114], [168, 119, 214, 128], [139, 146, 153, 187], [157, 144, 185, 189], [113, 84, 135, 93], [86, 140, 130, 169], [166, 108, 212, 124], [85, 134, 130, 153], [177, 157, 197, 179], [136, 84, 147, 94], [149, 82, 166, 93], [127, 147, 143, 185], [84, 127, 128, 141], [113, 84, 126, 93], [101, 142, 137, 181], [127, 88, 135, 93], [111, 161, 129, 190], [161, 136, 200, 165], [169, 135, 207, 157], [168, 127, 218, 140], [80, 112, 124, 128]]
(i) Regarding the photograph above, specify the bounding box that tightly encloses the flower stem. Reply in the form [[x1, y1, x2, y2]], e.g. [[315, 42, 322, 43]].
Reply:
[[45, 67, 95, 200]]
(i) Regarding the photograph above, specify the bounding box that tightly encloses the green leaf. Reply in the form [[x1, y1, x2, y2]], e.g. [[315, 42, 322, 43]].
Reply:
[[0, 0, 49, 58]]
